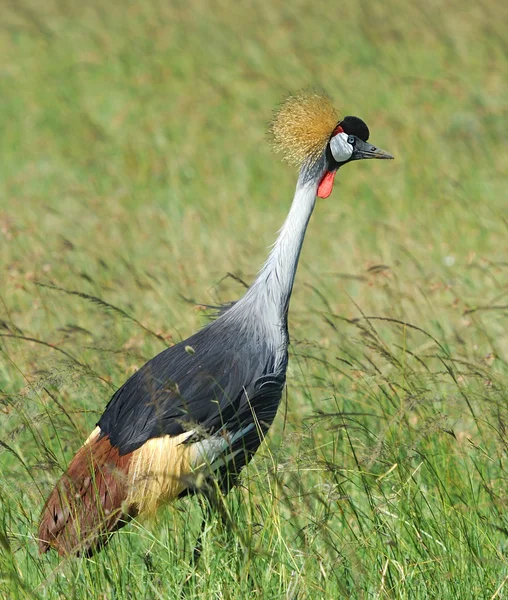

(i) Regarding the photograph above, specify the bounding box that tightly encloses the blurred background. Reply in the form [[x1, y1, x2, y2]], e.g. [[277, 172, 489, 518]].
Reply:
[[0, 0, 507, 597]]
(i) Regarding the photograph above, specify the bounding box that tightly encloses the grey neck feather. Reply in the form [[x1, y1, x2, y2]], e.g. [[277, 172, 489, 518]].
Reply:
[[230, 160, 324, 334]]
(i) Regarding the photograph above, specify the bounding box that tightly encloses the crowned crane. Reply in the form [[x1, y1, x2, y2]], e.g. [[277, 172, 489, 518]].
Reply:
[[38, 91, 393, 556]]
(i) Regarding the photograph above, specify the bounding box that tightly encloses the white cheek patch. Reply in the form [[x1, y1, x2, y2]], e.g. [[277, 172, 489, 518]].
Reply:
[[330, 132, 353, 163]]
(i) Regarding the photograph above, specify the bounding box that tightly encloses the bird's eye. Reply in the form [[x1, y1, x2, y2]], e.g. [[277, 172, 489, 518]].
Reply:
[[347, 136, 355, 145]]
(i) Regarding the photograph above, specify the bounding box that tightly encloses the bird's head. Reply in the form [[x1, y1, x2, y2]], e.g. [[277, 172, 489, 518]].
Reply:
[[270, 91, 393, 198]]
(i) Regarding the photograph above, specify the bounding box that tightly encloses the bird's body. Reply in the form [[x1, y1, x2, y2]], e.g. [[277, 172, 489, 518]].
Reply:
[[38, 92, 392, 556]]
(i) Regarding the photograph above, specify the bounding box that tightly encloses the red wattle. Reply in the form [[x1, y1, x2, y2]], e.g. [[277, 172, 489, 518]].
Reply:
[[317, 170, 336, 199]]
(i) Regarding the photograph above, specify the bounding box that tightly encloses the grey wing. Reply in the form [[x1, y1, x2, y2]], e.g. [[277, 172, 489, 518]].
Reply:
[[183, 371, 287, 493], [98, 320, 287, 457]]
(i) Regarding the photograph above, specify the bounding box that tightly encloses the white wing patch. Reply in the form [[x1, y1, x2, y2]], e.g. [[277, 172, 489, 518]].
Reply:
[[126, 429, 196, 513], [190, 424, 255, 472]]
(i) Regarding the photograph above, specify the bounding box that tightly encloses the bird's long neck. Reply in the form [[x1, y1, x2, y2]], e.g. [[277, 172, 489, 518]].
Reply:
[[237, 169, 319, 325]]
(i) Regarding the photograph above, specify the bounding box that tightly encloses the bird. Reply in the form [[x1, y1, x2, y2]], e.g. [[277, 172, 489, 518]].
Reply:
[[38, 90, 393, 556]]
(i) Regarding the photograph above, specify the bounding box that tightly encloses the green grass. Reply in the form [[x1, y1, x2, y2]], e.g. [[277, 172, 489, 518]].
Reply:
[[1, 0, 507, 597]]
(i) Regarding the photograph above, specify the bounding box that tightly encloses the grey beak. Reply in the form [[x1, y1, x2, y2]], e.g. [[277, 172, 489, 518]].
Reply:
[[354, 139, 394, 160]]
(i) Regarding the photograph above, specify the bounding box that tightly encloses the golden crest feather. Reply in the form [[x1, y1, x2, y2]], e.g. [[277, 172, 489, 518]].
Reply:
[[269, 90, 340, 167]]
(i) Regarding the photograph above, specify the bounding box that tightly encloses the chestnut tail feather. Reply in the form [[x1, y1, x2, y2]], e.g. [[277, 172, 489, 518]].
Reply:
[[38, 432, 136, 556]]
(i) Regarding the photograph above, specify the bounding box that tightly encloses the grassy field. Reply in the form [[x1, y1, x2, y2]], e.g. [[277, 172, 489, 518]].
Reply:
[[1, 0, 507, 597]]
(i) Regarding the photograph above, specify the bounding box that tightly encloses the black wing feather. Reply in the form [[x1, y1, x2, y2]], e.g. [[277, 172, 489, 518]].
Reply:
[[98, 319, 287, 456]]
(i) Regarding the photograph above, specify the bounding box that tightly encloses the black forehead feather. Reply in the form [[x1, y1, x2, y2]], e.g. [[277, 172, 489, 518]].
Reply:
[[339, 116, 370, 142]]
